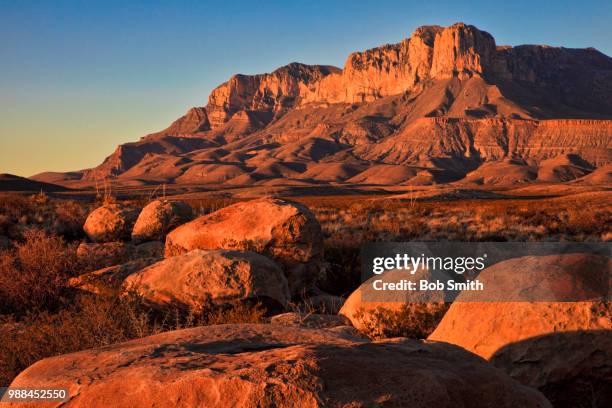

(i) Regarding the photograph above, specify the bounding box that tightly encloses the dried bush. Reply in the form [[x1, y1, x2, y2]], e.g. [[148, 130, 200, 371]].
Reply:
[[0, 229, 79, 316], [0, 292, 266, 386], [353, 303, 450, 340]]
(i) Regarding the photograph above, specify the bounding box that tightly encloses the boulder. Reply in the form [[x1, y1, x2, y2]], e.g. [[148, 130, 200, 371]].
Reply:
[[339, 267, 451, 339], [491, 330, 612, 408], [165, 198, 324, 295], [69, 258, 159, 295], [83, 204, 139, 243], [428, 253, 611, 406], [124, 249, 290, 310], [131, 200, 193, 243], [7, 324, 550, 408]]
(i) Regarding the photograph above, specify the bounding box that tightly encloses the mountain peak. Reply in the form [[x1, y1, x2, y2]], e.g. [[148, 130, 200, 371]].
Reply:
[[58, 22, 612, 187]]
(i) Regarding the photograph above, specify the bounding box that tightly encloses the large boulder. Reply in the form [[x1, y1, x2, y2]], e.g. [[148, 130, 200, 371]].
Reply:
[[165, 198, 324, 294], [428, 253, 611, 407], [83, 204, 139, 243], [339, 267, 451, 339], [131, 200, 193, 243], [124, 249, 290, 310], [7, 324, 550, 408]]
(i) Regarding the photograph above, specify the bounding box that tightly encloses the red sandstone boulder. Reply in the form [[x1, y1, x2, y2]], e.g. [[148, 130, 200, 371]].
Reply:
[[83, 204, 139, 243], [124, 249, 290, 310], [428, 253, 611, 407], [131, 199, 193, 243], [165, 198, 323, 295], [7, 324, 550, 407]]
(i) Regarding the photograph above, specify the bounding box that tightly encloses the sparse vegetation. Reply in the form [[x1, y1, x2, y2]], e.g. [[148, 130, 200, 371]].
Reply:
[[0, 191, 610, 387], [353, 303, 449, 340]]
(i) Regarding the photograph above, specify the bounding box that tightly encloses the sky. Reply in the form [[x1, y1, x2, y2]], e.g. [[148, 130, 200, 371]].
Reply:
[[1, 0, 611, 177]]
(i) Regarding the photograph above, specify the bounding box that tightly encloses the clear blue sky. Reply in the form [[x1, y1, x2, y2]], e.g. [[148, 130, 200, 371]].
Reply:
[[1, 0, 610, 176]]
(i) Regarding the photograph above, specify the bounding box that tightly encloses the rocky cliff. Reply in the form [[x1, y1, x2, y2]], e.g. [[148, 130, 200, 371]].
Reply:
[[36, 22, 612, 187]]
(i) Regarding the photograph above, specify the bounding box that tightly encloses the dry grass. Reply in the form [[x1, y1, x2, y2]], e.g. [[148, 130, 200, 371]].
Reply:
[[0, 229, 81, 316], [0, 191, 610, 387], [299, 196, 612, 245], [353, 303, 450, 340], [0, 193, 90, 240]]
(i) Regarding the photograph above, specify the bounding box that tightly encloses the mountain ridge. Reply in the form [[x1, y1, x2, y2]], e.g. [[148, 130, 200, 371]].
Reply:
[[32, 22, 612, 188]]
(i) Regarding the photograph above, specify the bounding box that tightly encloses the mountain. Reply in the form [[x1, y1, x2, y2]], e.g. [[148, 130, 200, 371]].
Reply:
[[0, 174, 71, 192], [36, 23, 612, 187]]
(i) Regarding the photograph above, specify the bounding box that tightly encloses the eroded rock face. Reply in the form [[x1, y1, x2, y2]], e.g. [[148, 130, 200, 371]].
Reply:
[[124, 249, 290, 310], [83, 204, 139, 243], [491, 330, 612, 408], [165, 198, 324, 295], [75, 22, 612, 185], [340, 267, 451, 339], [7, 324, 551, 408], [131, 200, 193, 243], [206, 63, 340, 128], [428, 253, 611, 406]]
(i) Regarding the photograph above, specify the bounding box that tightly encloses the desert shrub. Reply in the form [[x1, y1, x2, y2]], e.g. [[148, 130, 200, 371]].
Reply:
[[0, 193, 89, 239], [0, 229, 80, 316], [0, 291, 152, 385], [318, 245, 361, 297], [352, 303, 449, 340], [0, 292, 266, 386]]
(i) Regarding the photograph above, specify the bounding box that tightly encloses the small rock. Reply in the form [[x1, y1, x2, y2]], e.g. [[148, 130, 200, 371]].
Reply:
[[69, 258, 159, 295], [131, 200, 193, 243], [83, 204, 139, 243]]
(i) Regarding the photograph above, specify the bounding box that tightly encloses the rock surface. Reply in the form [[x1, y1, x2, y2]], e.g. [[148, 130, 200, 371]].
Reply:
[[41, 22, 612, 189], [7, 324, 551, 408], [83, 204, 139, 243], [428, 253, 611, 406], [69, 258, 158, 295], [165, 198, 324, 294], [131, 199, 193, 243], [124, 249, 290, 310], [491, 330, 612, 408], [340, 267, 451, 339]]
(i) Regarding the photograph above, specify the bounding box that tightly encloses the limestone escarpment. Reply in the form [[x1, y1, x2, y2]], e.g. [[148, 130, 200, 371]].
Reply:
[[42, 22, 612, 187]]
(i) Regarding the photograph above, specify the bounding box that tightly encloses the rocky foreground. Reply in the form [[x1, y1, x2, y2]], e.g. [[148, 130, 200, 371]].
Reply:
[[33, 22, 612, 189], [6, 197, 610, 407]]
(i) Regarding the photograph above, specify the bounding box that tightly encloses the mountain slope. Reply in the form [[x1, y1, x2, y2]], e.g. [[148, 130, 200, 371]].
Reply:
[[39, 22, 612, 187]]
